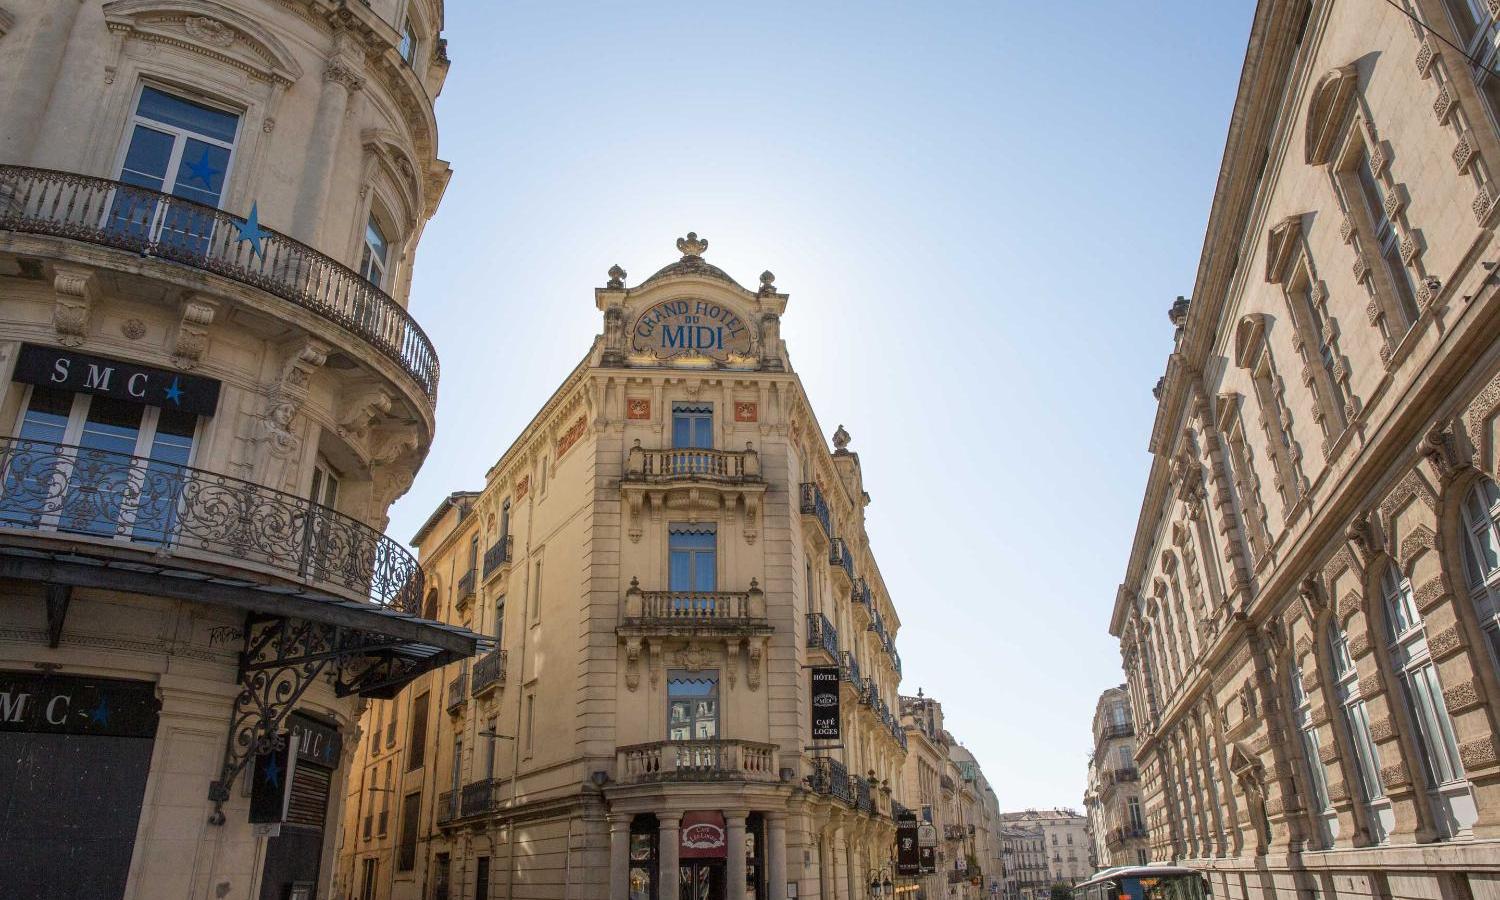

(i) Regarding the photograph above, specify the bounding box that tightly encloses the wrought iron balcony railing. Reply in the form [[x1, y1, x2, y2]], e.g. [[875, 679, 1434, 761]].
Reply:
[[854, 775, 873, 814], [615, 739, 779, 784], [456, 567, 476, 605], [0, 165, 439, 403], [0, 436, 422, 612], [620, 577, 765, 626], [446, 671, 468, 713], [461, 778, 498, 818], [828, 537, 855, 584], [436, 789, 459, 825], [483, 534, 513, 579], [852, 577, 873, 611], [839, 651, 863, 691], [807, 757, 853, 805], [470, 648, 507, 696], [798, 482, 831, 539], [940, 773, 956, 792], [806, 612, 839, 658], [1100, 721, 1135, 741], [1107, 766, 1139, 785], [623, 445, 761, 482]]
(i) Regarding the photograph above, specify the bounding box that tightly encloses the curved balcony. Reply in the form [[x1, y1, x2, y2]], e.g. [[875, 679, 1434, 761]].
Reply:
[[615, 739, 779, 784], [0, 437, 450, 638], [0, 165, 439, 405], [806, 611, 839, 660]]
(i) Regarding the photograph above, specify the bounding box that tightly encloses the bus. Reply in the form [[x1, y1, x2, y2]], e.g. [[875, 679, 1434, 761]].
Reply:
[[1074, 866, 1208, 900]]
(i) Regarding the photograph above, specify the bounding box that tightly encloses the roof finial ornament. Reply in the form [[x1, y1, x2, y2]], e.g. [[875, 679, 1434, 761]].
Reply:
[[759, 270, 776, 295], [832, 424, 851, 452], [677, 232, 708, 259], [606, 264, 626, 289]]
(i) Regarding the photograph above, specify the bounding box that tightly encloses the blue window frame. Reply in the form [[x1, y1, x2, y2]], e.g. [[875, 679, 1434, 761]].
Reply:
[[668, 525, 716, 593], [671, 403, 713, 449]]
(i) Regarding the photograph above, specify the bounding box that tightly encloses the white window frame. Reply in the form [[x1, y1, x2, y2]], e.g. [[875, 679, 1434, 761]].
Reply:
[[113, 81, 242, 206]]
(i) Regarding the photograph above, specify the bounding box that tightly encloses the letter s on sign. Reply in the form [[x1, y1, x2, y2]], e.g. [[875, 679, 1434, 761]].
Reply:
[[51, 358, 70, 383]]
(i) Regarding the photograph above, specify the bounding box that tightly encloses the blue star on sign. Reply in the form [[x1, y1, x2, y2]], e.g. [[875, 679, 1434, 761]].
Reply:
[[88, 697, 109, 726], [262, 754, 282, 789], [233, 201, 269, 260], [182, 147, 221, 189], [164, 377, 184, 406]]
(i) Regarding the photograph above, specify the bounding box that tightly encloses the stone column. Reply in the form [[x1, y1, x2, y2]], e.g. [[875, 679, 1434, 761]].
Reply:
[[659, 812, 681, 900], [609, 816, 631, 900], [0, 1, 84, 164], [767, 812, 787, 900], [726, 811, 748, 900], [292, 32, 363, 247]]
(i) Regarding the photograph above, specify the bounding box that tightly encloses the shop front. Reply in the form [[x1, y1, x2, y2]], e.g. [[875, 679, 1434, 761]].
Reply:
[[624, 810, 769, 900]]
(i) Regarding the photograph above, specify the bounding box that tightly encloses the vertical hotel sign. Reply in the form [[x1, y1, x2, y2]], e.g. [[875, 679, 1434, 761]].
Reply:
[[810, 666, 840, 740], [896, 812, 920, 876]]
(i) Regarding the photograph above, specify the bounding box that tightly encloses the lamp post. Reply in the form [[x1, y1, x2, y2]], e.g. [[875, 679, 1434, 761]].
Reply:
[[869, 864, 895, 899]]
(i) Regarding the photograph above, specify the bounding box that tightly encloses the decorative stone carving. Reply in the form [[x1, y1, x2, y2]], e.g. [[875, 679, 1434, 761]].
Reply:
[[1379, 762, 1410, 790], [1368, 716, 1394, 742], [337, 389, 393, 441], [1434, 85, 1454, 124], [747, 638, 764, 690], [1413, 574, 1448, 613], [1443, 679, 1482, 713], [832, 424, 851, 453], [121, 318, 147, 340], [184, 15, 235, 47], [1357, 673, 1383, 698], [172, 295, 218, 367], [1459, 735, 1498, 769], [606, 264, 626, 289], [1428, 624, 1462, 658], [1398, 525, 1435, 569], [624, 638, 641, 690], [51, 265, 97, 346], [1454, 130, 1477, 174], [759, 270, 776, 295], [253, 396, 302, 493], [1337, 590, 1361, 624], [676, 232, 708, 258]]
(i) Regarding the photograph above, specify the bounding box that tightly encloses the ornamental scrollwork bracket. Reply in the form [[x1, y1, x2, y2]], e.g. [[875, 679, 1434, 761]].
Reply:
[[207, 614, 338, 824]]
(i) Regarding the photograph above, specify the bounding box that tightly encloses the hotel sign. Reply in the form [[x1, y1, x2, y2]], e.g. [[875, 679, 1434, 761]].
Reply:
[[631, 299, 752, 360], [810, 666, 840, 740], [896, 814, 920, 875]]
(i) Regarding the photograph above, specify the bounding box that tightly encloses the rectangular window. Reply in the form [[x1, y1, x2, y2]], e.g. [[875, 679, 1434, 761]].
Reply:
[[485, 718, 498, 780], [524, 692, 536, 757], [1354, 151, 1419, 324], [113, 85, 240, 252], [668, 525, 717, 593], [671, 403, 714, 449], [5, 386, 201, 541], [407, 692, 430, 771], [398, 18, 418, 64], [359, 215, 390, 288], [451, 736, 463, 798], [495, 596, 506, 646], [667, 669, 719, 742], [433, 853, 451, 900], [359, 858, 378, 900], [529, 559, 543, 624], [397, 792, 420, 871], [476, 857, 491, 900]]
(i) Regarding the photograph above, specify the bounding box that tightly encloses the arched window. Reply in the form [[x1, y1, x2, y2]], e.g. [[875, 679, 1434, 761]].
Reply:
[[1380, 562, 1473, 837], [1458, 478, 1500, 665], [1290, 664, 1335, 846], [1329, 618, 1388, 843]]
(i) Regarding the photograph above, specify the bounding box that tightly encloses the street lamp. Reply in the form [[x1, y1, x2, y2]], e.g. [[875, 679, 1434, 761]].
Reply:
[[869, 866, 894, 899]]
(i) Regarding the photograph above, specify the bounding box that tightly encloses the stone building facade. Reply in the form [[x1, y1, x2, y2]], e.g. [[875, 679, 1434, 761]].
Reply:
[[1082, 685, 1147, 870], [334, 236, 921, 900], [898, 692, 1004, 900], [0, 1, 469, 898], [996, 825, 1047, 900], [995, 810, 1089, 889], [1108, 1, 1500, 899]]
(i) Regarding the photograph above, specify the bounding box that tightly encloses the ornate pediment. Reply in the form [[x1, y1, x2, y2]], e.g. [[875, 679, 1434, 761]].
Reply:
[[1233, 313, 1269, 369], [1305, 64, 1359, 166], [102, 0, 304, 85], [1264, 214, 1305, 283]]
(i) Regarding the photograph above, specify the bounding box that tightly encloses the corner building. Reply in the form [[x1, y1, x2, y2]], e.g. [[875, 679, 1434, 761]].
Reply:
[[0, 2, 470, 898], [1110, 1, 1500, 899], [1082, 685, 1147, 869], [338, 235, 910, 900]]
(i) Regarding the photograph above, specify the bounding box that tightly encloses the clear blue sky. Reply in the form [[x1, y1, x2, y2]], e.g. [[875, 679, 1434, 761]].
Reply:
[[391, 1, 1256, 810]]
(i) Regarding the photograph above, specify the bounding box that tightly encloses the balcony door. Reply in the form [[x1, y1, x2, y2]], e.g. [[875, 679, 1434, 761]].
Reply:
[[3, 385, 197, 540], [110, 85, 240, 254], [668, 670, 719, 744], [669, 524, 717, 616]]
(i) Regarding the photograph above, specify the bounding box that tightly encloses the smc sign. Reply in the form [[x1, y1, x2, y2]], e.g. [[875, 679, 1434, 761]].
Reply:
[[631, 299, 753, 361]]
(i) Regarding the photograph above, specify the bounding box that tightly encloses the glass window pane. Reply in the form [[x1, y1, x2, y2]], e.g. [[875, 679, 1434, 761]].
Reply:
[[119, 125, 174, 190], [18, 386, 74, 444], [78, 396, 144, 455], [137, 86, 239, 143], [171, 139, 230, 206]]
